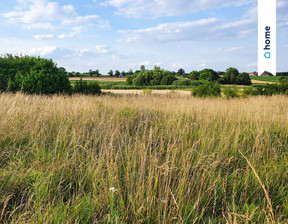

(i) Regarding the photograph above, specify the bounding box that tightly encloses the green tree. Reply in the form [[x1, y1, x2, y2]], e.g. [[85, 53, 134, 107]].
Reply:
[[177, 68, 185, 76], [108, 70, 113, 77], [0, 55, 71, 94], [224, 67, 239, 84], [199, 69, 219, 81], [236, 72, 251, 85], [89, 69, 93, 77], [189, 71, 200, 80], [115, 70, 120, 77]]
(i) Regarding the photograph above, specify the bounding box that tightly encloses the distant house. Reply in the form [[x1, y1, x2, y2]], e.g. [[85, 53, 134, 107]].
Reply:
[[249, 72, 258, 76], [261, 72, 270, 76]]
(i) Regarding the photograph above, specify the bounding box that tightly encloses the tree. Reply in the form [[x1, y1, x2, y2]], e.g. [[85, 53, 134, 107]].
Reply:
[[108, 70, 113, 77], [140, 65, 146, 71], [126, 69, 176, 86], [89, 69, 93, 77], [199, 69, 219, 81], [236, 72, 251, 85], [224, 67, 239, 84], [115, 70, 120, 77], [0, 55, 71, 94], [121, 71, 126, 77], [128, 69, 133, 75], [177, 68, 185, 76], [95, 69, 100, 77], [189, 71, 200, 80]]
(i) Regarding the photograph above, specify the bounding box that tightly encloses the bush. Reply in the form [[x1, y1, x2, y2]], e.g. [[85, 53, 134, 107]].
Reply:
[[192, 81, 221, 97], [236, 72, 252, 85], [73, 79, 101, 95], [199, 69, 219, 82], [0, 54, 71, 94], [243, 87, 261, 96], [126, 68, 177, 86], [172, 79, 202, 86], [223, 86, 240, 98]]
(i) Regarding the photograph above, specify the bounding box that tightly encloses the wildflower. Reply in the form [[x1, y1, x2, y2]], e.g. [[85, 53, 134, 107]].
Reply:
[[109, 187, 116, 193]]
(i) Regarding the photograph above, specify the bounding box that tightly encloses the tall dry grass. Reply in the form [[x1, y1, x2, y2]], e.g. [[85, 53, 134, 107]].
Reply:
[[0, 93, 288, 223]]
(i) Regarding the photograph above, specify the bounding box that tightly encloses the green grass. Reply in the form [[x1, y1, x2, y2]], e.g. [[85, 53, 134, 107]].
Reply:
[[1, 93, 288, 223], [250, 76, 282, 82]]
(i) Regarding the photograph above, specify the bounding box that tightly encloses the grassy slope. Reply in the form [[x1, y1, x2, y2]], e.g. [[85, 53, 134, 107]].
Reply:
[[250, 76, 282, 82], [1, 94, 288, 223]]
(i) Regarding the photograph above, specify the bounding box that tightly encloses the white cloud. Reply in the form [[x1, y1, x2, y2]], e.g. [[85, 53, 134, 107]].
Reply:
[[33, 26, 83, 40], [98, 0, 256, 18], [118, 17, 255, 43], [226, 47, 244, 52], [95, 45, 111, 53], [33, 34, 54, 40], [27, 46, 57, 56], [23, 23, 55, 30], [3, 0, 109, 28], [198, 63, 206, 67]]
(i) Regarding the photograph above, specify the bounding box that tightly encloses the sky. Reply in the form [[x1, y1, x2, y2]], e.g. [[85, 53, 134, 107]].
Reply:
[[0, 0, 287, 74]]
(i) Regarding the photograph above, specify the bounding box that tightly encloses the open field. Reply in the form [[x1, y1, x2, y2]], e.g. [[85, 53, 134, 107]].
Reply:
[[250, 76, 282, 83], [69, 77, 126, 82], [1, 93, 288, 223]]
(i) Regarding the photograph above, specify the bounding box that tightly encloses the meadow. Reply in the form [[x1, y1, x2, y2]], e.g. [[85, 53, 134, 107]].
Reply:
[[1, 93, 288, 223]]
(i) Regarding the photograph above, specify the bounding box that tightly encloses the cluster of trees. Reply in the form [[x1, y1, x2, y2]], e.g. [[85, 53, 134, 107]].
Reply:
[[0, 55, 101, 95], [126, 67, 251, 87], [0, 55, 71, 94], [188, 67, 251, 85], [126, 67, 177, 86]]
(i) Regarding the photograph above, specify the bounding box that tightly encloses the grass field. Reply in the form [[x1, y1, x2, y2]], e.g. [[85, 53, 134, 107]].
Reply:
[[1, 93, 288, 223], [250, 76, 282, 83]]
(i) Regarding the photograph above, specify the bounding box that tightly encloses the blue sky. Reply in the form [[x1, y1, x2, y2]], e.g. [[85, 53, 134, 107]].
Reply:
[[0, 0, 287, 74]]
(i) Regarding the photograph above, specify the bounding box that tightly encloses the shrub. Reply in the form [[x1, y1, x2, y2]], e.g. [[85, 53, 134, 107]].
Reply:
[[172, 79, 202, 86], [73, 79, 101, 95], [236, 72, 252, 85], [0, 54, 71, 94], [192, 81, 221, 97], [223, 86, 240, 98]]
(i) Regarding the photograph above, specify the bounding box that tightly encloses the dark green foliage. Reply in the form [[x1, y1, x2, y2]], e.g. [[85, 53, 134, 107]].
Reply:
[[189, 71, 200, 80], [224, 67, 239, 84], [243, 79, 288, 96], [192, 81, 221, 97], [114, 70, 120, 77], [0, 54, 71, 94], [73, 79, 101, 95], [223, 86, 240, 98], [177, 68, 185, 76], [236, 72, 252, 85], [223, 68, 251, 85], [199, 69, 219, 82], [172, 79, 202, 86], [126, 68, 177, 86], [277, 72, 288, 76]]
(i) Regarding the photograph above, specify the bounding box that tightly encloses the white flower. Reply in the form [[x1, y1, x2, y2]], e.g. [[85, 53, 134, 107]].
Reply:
[[109, 187, 116, 193]]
